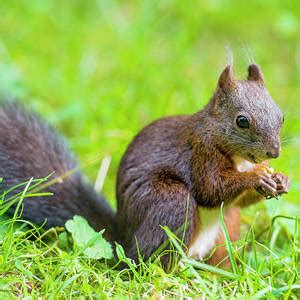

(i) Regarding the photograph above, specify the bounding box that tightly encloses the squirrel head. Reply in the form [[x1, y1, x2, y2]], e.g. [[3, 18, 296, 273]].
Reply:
[[208, 64, 284, 163]]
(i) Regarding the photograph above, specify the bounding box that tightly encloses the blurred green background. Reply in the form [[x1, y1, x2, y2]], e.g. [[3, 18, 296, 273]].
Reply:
[[0, 0, 299, 210]]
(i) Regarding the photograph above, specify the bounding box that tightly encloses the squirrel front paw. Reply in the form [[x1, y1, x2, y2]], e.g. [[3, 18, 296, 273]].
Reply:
[[272, 173, 290, 195], [252, 165, 277, 198], [255, 174, 278, 198]]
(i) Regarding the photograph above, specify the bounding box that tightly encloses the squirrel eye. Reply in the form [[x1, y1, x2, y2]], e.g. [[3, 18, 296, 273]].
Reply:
[[236, 115, 249, 129]]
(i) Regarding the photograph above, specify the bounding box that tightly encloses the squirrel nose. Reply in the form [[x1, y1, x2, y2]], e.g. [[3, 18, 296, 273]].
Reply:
[[266, 144, 280, 159]]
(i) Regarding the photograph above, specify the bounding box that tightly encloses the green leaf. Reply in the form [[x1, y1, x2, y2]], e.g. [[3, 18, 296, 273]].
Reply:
[[58, 231, 69, 250], [65, 215, 113, 260], [115, 242, 126, 261]]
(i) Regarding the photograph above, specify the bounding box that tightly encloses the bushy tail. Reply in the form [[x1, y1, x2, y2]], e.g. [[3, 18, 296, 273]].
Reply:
[[0, 102, 116, 241]]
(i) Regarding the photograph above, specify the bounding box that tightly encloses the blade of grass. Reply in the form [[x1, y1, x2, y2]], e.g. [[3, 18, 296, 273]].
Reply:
[[162, 225, 240, 280], [219, 202, 239, 274]]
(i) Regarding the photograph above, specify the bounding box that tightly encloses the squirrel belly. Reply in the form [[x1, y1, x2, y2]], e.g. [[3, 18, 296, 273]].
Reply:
[[187, 207, 220, 260]]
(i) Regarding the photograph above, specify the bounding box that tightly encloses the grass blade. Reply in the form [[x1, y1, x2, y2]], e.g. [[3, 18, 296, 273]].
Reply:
[[219, 202, 239, 274]]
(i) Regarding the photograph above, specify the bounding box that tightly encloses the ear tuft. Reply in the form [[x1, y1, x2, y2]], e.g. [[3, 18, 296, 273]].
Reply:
[[247, 64, 264, 85], [218, 65, 235, 92]]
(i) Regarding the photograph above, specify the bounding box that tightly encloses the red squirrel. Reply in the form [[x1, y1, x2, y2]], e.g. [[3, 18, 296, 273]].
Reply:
[[0, 64, 289, 267], [116, 64, 289, 265]]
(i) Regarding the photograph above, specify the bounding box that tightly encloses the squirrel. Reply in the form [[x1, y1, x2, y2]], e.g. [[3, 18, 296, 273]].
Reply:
[[116, 64, 290, 265], [0, 63, 290, 267]]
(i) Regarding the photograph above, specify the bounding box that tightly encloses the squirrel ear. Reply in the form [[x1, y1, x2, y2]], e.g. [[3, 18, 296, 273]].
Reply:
[[218, 65, 236, 92], [247, 64, 264, 85]]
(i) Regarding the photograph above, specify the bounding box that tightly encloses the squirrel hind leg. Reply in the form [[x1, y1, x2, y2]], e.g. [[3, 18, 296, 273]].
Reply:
[[206, 207, 241, 267], [120, 178, 198, 269]]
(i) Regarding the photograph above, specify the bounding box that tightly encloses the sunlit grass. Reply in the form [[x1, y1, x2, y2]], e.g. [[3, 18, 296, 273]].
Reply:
[[0, 188, 298, 297], [0, 1, 299, 298]]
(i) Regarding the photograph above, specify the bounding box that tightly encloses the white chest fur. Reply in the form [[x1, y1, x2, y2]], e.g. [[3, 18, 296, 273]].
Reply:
[[188, 156, 256, 260], [188, 207, 221, 260], [232, 155, 255, 172]]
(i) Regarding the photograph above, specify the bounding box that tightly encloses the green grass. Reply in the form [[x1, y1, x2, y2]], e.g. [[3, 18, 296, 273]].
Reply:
[[0, 0, 299, 298]]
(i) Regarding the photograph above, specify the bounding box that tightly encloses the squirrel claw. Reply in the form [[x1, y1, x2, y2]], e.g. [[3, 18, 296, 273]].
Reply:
[[256, 186, 278, 199], [256, 172, 290, 199], [253, 163, 279, 198], [272, 173, 290, 195], [255, 176, 277, 198]]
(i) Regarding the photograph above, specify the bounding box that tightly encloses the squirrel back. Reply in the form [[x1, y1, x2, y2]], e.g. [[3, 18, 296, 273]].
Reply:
[[0, 103, 116, 241]]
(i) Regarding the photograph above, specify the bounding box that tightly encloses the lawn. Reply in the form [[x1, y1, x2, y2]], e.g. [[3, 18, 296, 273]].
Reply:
[[0, 1, 299, 298]]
